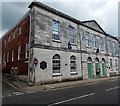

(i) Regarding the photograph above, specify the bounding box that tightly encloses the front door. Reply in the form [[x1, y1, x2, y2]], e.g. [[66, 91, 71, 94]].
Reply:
[[96, 63, 100, 78], [102, 63, 106, 76], [87, 63, 93, 78]]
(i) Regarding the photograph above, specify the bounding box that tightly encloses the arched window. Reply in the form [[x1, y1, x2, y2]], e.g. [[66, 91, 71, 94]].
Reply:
[[52, 54, 61, 74], [70, 56, 76, 73]]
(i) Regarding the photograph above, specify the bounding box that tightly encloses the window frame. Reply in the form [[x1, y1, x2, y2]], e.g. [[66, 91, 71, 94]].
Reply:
[[85, 31, 90, 47], [18, 27, 22, 35], [18, 45, 21, 61], [93, 35, 97, 48], [12, 49, 14, 62], [52, 20, 60, 41], [52, 54, 61, 75], [100, 38, 104, 50], [68, 25, 75, 44], [70, 55, 77, 73]]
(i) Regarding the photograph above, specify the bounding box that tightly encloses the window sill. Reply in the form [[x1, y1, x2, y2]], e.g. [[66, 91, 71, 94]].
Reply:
[[70, 72, 77, 75], [52, 73, 62, 77], [52, 39, 61, 43]]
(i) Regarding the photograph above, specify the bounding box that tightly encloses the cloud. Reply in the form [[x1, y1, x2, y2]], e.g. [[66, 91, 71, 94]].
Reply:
[[2, 2, 29, 31], [1, 0, 118, 38], [45, 1, 118, 36]]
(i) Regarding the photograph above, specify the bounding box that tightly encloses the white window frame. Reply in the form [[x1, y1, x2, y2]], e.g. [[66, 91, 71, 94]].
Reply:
[[68, 25, 75, 44], [100, 38, 104, 49], [8, 36, 10, 43], [12, 49, 14, 62], [70, 55, 76, 73], [18, 45, 21, 60], [4, 39, 6, 45], [52, 54, 61, 75], [52, 20, 60, 41], [18, 27, 22, 35], [93, 35, 97, 48], [85, 32, 90, 47], [12, 32, 15, 40]]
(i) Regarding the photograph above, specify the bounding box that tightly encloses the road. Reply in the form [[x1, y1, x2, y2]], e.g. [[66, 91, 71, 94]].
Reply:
[[2, 77, 120, 105]]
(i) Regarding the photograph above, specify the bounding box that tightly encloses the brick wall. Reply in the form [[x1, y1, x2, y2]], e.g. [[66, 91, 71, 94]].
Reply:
[[2, 16, 30, 75]]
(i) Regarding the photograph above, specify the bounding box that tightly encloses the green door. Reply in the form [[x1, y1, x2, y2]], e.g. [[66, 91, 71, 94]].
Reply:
[[87, 63, 93, 78], [102, 63, 106, 76], [96, 63, 100, 78]]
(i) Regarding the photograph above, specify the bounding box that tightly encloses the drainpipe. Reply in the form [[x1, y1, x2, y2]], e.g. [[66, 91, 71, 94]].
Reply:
[[78, 24, 83, 80], [28, 10, 32, 85]]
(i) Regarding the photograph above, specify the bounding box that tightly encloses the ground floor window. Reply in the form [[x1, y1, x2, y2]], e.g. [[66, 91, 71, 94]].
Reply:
[[52, 54, 61, 74], [70, 55, 76, 73]]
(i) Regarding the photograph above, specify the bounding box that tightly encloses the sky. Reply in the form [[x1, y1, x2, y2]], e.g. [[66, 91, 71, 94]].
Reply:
[[1, 0, 119, 38]]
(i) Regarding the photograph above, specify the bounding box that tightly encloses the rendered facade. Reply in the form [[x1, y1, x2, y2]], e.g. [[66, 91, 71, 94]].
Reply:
[[2, 1, 120, 85]]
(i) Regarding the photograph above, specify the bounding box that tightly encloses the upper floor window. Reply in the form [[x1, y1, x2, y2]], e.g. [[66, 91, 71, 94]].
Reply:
[[70, 56, 76, 73], [18, 27, 22, 35], [8, 36, 10, 43], [18, 45, 21, 60], [12, 49, 14, 62], [100, 38, 104, 49], [107, 40, 111, 52], [52, 20, 60, 41], [68, 26, 75, 43], [85, 32, 90, 47], [4, 39, 6, 45], [12, 32, 15, 40], [25, 41, 29, 59], [93, 35, 97, 48], [52, 54, 61, 74], [113, 42, 118, 56]]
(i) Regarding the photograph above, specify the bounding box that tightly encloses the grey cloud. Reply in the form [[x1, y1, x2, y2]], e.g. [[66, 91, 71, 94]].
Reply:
[[2, 2, 29, 31], [2, 1, 118, 37]]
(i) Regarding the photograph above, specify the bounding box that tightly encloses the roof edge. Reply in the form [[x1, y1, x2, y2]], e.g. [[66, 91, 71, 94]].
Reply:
[[28, 1, 80, 24]]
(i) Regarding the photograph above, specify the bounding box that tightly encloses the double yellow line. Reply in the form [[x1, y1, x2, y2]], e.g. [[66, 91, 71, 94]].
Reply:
[[2, 79, 19, 89]]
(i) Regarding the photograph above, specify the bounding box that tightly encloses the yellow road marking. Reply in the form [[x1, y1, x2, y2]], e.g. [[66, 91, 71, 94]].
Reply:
[[2, 79, 19, 89]]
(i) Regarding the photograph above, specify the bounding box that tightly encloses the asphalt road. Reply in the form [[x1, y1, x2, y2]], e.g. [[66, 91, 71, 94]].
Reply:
[[2, 77, 120, 105]]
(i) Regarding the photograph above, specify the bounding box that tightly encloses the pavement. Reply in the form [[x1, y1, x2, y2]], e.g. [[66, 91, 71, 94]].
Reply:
[[2, 74, 119, 93]]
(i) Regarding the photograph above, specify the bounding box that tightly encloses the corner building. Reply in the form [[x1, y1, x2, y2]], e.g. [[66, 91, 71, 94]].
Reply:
[[2, 1, 119, 85]]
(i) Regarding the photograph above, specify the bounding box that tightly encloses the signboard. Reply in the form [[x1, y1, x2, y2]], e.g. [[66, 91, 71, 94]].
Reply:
[[40, 61, 47, 70]]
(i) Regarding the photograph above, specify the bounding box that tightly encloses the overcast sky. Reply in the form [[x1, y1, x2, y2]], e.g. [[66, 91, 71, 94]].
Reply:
[[1, 0, 119, 38]]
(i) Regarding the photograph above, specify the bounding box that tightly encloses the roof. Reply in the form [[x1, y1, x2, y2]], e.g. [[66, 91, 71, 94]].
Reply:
[[28, 1, 80, 24], [81, 20, 106, 34]]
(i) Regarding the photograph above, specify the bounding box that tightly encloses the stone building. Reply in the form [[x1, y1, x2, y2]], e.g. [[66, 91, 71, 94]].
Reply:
[[2, 1, 119, 85]]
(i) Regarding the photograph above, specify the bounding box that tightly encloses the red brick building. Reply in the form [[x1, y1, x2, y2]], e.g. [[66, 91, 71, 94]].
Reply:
[[2, 11, 30, 78]]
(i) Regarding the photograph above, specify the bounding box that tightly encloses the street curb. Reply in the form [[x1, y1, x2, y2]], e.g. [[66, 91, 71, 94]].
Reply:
[[43, 76, 118, 91]]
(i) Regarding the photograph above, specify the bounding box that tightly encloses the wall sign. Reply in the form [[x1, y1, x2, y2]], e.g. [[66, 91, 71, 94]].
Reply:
[[40, 61, 47, 70]]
